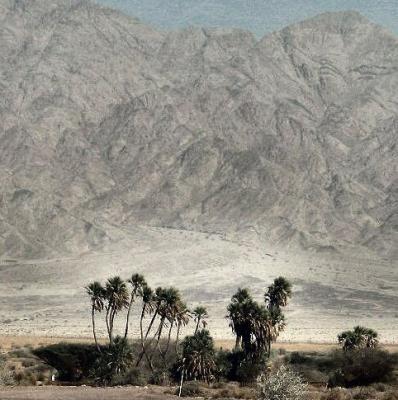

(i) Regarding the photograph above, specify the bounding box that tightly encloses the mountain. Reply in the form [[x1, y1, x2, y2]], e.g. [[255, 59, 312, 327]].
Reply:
[[0, 0, 397, 261]]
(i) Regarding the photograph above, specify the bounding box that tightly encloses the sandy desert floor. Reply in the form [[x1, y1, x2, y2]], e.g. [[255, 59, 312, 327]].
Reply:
[[0, 226, 397, 343], [0, 386, 174, 400]]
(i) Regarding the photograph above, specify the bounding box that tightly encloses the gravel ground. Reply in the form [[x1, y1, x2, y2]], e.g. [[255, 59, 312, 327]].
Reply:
[[0, 386, 178, 400]]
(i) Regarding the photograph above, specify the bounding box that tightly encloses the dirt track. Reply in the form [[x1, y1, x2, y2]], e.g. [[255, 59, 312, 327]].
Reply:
[[0, 386, 178, 400]]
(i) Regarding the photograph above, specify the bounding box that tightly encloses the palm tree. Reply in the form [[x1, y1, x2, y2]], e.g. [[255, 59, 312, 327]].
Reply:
[[164, 299, 190, 360], [266, 306, 286, 356], [265, 277, 292, 308], [136, 284, 155, 368], [104, 276, 129, 344], [153, 287, 181, 361], [124, 273, 147, 339], [136, 286, 164, 368], [227, 288, 255, 350], [180, 329, 216, 383], [338, 326, 379, 351], [85, 281, 105, 352], [264, 277, 292, 355], [175, 302, 191, 355], [193, 306, 208, 334]]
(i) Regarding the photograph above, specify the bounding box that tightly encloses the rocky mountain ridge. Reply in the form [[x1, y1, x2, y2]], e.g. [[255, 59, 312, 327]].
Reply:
[[0, 0, 397, 260]]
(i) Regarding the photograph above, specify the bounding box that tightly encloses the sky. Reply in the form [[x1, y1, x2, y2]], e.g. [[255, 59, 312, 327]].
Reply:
[[95, 0, 398, 37]]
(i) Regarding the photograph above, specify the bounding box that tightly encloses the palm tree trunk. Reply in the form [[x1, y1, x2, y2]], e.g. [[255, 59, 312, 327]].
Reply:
[[138, 322, 161, 370], [235, 335, 241, 350], [195, 318, 200, 334], [154, 316, 165, 356], [163, 320, 174, 361], [136, 305, 147, 367], [136, 309, 158, 367], [145, 310, 158, 340], [91, 306, 101, 353], [124, 294, 135, 340], [175, 322, 181, 354], [109, 306, 117, 344], [105, 305, 112, 344]]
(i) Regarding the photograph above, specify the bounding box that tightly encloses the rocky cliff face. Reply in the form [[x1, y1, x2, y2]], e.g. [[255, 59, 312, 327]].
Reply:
[[0, 0, 397, 259]]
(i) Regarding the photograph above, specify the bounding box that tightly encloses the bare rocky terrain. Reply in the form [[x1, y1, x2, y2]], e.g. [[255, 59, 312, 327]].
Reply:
[[0, 0, 397, 340]]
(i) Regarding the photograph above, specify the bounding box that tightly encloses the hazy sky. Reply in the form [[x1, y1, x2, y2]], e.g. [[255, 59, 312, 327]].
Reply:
[[96, 0, 398, 37]]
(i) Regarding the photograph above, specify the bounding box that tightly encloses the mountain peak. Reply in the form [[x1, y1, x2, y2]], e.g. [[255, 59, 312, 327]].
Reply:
[[284, 10, 374, 35]]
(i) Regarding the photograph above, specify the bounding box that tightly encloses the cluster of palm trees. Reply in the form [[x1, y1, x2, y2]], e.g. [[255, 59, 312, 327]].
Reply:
[[85, 274, 209, 371], [227, 277, 292, 359]]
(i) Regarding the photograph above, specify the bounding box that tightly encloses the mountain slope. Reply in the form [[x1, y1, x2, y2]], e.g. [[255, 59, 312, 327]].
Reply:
[[0, 1, 397, 260]]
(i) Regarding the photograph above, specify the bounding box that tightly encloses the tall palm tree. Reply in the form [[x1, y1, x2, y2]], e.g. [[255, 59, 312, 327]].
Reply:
[[266, 306, 286, 355], [85, 281, 105, 352], [105, 276, 129, 344], [250, 303, 272, 356], [136, 285, 155, 368], [153, 287, 181, 361], [124, 273, 147, 339], [136, 286, 164, 368], [264, 277, 292, 355], [265, 277, 292, 308], [227, 288, 254, 350], [193, 306, 208, 334], [175, 302, 191, 355]]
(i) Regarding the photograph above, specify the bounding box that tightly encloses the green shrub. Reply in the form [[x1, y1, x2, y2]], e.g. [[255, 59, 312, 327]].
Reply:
[[236, 355, 266, 386], [150, 368, 172, 386], [90, 337, 134, 385], [215, 349, 267, 385], [33, 343, 102, 382], [289, 351, 310, 364], [214, 349, 233, 381], [328, 348, 395, 387]]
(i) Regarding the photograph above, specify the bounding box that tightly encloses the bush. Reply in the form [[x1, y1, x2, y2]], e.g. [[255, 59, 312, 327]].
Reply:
[[236, 356, 267, 386], [328, 348, 395, 387], [111, 366, 148, 386], [352, 386, 376, 399], [213, 383, 254, 399], [176, 381, 203, 397], [321, 388, 353, 400], [215, 349, 233, 381], [21, 359, 36, 368], [34, 343, 101, 381], [9, 348, 32, 359], [149, 368, 172, 386], [0, 365, 15, 386], [90, 337, 134, 385], [371, 382, 387, 392], [257, 365, 307, 400], [383, 392, 398, 400], [289, 351, 311, 364], [216, 349, 267, 385]]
